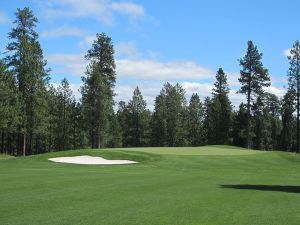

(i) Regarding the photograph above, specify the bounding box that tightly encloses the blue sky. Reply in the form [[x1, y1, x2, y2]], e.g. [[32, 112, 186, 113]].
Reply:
[[0, 0, 299, 109]]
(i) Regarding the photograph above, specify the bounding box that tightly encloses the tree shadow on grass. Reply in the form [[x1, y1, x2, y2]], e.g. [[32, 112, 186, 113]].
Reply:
[[220, 184, 300, 193]]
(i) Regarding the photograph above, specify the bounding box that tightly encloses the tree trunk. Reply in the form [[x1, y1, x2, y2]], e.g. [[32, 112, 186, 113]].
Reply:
[[23, 134, 26, 156], [49, 123, 52, 152], [7, 133, 10, 155], [36, 136, 39, 154], [29, 132, 32, 155], [98, 132, 101, 149], [1, 131, 4, 153], [297, 85, 299, 153], [246, 88, 251, 149]]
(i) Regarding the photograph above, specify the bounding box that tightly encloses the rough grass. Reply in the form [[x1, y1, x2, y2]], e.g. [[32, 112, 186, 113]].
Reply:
[[0, 154, 14, 159], [1, 146, 300, 225]]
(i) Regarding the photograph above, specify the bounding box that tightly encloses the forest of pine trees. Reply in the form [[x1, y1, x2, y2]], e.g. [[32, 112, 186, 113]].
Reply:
[[1, 7, 300, 155]]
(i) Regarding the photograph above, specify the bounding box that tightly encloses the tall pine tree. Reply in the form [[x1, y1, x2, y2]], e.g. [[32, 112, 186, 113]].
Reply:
[[81, 33, 116, 148], [6, 7, 50, 155], [0, 60, 21, 154], [187, 93, 205, 146], [125, 87, 151, 147], [238, 41, 270, 148], [280, 89, 296, 151], [211, 68, 232, 144], [287, 40, 300, 152]]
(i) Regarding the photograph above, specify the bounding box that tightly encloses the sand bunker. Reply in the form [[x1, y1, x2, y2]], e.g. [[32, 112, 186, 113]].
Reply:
[[48, 155, 137, 165]]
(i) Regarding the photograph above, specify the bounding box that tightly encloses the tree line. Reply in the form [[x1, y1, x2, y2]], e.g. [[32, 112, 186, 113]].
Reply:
[[1, 7, 300, 155]]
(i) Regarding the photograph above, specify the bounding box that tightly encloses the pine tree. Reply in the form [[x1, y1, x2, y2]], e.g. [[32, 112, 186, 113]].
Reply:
[[81, 33, 116, 148], [238, 41, 270, 148], [0, 60, 21, 154], [252, 94, 272, 150], [164, 83, 187, 146], [150, 91, 167, 146], [204, 97, 221, 144], [287, 40, 300, 152], [117, 101, 130, 147], [126, 87, 151, 147], [232, 103, 248, 147], [6, 7, 50, 155], [150, 83, 187, 147], [280, 89, 296, 151], [211, 68, 232, 144], [107, 111, 122, 148], [56, 78, 74, 150], [187, 93, 205, 146], [265, 93, 282, 150]]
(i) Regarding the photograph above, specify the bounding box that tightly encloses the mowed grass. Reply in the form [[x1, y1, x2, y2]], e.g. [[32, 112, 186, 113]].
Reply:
[[118, 145, 266, 155], [1, 146, 300, 225]]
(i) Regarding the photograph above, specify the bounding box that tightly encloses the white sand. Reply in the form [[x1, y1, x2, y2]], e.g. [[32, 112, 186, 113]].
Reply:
[[48, 155, 138, 165]]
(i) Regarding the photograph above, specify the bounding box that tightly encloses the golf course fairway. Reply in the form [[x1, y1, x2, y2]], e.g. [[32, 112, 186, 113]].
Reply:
[[1, 145, 300, 225]]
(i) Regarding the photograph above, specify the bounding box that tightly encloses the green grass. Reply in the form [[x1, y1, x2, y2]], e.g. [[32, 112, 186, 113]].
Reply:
[[1, 145, 300, 225], [0, 154, 14, 159], [117, 145, 266, 155]]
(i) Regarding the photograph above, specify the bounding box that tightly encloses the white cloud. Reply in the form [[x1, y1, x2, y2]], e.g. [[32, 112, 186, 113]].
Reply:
[[115, 42, 140, 59], [0, 11, 9, 24], [78, 35, 96, 49], [117, 59, 214, 80], [226, 72, 240, 86], [41, 26, 84, 38], [47, 52, 214, 81], [110, 2, 144, 17], [265, 86, 286, 98], [47, 53, 87, 76], [115, 82, 160, 110], [181, 81, 245, 108], [43, 0, 145, 26], [283, 48, 291, 57], [46, 52, 286, 110]]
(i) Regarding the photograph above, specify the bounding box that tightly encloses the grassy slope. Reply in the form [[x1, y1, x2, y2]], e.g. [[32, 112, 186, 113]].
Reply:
[[0, 154, 14, 159], [1, 146, 300, 225], [118, 145, 266, 155]]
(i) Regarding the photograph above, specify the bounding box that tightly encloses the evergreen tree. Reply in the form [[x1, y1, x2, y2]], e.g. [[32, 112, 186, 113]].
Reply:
[[204, 96, 221, 144], [265, 93, 282, 150], [280, 89, 296, 151], [47, 85, 58, 151], [287, 40, 300, 152], [150, 91, 167, 146], [117, 101, 130, 147], [81, 33, 116, 148], [0, 60, 21, 154], [125, 87, 151, 147], [70, 102, 88, 149], [232, 103, 248, 147], [187, 93, 205, 146], [150, 83, 187, 147], [211, 68, 232, 144], [164, 83, 188, 146], [6, 7, 50, 155], [252, 94, 272, 150], [107, 111, 122, 148], [238, 40, 270, 148], [56, 78, 74, 150]]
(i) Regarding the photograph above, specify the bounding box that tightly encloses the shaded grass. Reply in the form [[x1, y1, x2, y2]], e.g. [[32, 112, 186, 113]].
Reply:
[[0, 154, 14, 160], [1, 146, 300, 225]]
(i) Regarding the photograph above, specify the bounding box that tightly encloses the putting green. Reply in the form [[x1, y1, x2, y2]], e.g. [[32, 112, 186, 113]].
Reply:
[[118, 145, 267, 155]]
